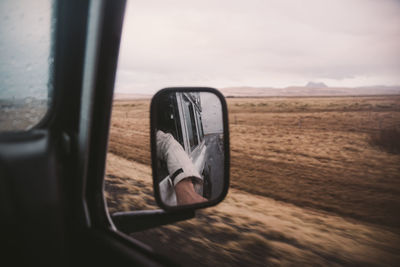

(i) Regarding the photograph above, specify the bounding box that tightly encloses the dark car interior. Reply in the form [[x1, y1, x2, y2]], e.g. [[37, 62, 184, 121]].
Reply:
[[0, 1, 180, 265]]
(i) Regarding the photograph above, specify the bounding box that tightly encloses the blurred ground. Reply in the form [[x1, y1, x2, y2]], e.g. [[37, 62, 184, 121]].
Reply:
[[105, 95, 400, 266], [0, 98, 47, 131]]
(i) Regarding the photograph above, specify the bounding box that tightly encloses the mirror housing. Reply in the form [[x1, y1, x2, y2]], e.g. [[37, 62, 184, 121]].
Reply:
[[150, 87, 230, 211]]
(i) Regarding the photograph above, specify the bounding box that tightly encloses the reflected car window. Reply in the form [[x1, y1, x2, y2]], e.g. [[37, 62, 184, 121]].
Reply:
[[183, 95, 199, 151]]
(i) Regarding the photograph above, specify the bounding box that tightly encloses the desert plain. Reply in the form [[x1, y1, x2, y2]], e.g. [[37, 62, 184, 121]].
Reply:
[[105, 95, 400, 266]]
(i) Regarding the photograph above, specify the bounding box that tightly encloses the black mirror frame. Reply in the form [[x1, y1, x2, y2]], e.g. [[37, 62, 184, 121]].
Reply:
[[150, 87, 230, 211]]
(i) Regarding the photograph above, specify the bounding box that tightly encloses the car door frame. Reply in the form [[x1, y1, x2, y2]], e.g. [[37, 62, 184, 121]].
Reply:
[[0, 0, 176, 266]]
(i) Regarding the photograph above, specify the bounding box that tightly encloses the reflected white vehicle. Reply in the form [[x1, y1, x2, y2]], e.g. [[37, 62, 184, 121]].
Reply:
[[156, 92, 212, 201]]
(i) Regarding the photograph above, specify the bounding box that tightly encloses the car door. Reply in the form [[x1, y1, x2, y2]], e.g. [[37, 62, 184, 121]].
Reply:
[[0, 0, 174, 266]]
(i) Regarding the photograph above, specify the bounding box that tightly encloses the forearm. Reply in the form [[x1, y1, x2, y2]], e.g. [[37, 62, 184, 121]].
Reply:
[[175, 178, 206, 205]]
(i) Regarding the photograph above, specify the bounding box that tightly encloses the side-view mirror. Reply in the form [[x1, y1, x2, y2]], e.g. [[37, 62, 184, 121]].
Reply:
[[110, 87, 229, 233], [151, 87, 230, 210]]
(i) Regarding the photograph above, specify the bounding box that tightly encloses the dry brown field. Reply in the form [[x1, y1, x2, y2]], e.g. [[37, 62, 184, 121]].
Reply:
[[105, 95, 400, 266]]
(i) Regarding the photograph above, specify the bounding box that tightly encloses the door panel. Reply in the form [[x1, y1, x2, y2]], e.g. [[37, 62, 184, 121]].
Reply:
[[0, 130, 66, 265]]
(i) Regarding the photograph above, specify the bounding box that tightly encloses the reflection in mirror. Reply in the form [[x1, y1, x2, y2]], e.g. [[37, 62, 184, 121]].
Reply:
[[154, 91, 225, 208]]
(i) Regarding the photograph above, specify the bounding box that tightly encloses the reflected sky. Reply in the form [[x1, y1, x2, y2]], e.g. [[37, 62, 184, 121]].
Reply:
[[201, 92, 223, 134]]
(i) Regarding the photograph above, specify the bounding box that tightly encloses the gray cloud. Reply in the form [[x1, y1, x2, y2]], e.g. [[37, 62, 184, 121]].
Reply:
[[115, 0, 400, 94]]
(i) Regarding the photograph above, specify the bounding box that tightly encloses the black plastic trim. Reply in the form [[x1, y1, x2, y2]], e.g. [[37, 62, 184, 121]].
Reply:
[[111, 209, 195, 233], [84, 0, 126, 229]]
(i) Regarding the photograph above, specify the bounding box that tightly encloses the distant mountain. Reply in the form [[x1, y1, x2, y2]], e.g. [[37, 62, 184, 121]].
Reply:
[[220, 85, 400, 97], [305, 81, 327, 88], [113, 85, 400, 99], [114, 93, 152, 99]]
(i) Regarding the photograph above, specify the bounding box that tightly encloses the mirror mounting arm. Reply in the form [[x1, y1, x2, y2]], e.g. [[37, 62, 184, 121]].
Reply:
[[111, 209, 195, 233]]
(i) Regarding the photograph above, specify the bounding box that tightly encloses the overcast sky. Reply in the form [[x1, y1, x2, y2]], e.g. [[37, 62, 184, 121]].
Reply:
[[0, 0, 52, 100], [115, 0, 400, 94]]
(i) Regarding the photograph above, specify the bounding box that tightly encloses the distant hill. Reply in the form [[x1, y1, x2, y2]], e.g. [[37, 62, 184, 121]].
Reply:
[[113, 85, 400, 99], [306, 81, 327, 88], [113, 93, 152, 100], [220, 85, 400, 97]]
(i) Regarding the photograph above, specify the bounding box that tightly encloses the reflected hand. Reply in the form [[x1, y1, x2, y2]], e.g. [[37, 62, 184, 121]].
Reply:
[[175, 178, 207, 205]]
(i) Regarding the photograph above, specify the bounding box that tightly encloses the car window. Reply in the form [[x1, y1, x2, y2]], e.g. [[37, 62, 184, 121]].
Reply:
[[182, 95, 199, 151], [0, 0, 54, 132], [196, 112, 204, 142], [171, 95, 185, 147]]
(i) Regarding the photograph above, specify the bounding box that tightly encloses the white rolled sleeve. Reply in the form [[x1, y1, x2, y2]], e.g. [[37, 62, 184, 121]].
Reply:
[[156, 130, 203, 186]]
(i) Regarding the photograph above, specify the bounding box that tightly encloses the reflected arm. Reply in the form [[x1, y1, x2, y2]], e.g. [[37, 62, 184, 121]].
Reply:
[[156, 130, 206, 205]]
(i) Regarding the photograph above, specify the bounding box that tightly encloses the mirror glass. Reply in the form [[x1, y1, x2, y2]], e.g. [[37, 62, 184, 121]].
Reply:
[[151, 89, 227, 209]]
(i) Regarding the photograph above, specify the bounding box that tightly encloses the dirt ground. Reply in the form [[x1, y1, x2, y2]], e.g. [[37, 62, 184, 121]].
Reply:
[[105, 95, 400, 266]]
